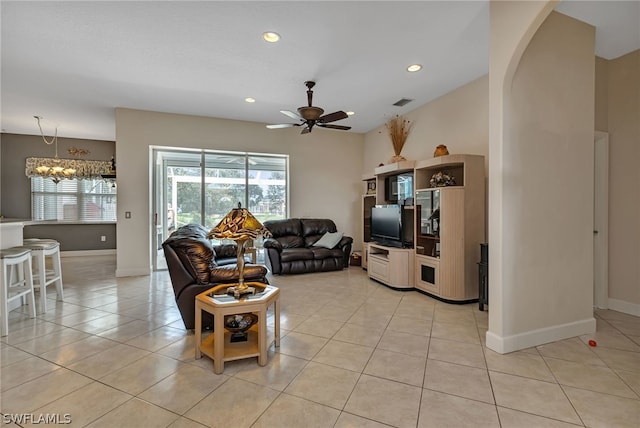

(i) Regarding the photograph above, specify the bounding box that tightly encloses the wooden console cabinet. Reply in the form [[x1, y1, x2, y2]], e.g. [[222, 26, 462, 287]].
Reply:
[[367, 243, 414, 289], [361, 154, 484, 302]]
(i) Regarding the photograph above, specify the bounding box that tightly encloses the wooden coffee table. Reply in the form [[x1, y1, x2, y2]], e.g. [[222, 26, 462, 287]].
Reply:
[[194, 282, 280, 374]]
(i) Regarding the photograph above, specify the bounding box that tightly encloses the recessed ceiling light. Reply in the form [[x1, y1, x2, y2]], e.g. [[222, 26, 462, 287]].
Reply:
[[407, 64, 422, 72], [263, 32, 280, 43], [245, 97, 256, 103], [346, 111, 355, 116]]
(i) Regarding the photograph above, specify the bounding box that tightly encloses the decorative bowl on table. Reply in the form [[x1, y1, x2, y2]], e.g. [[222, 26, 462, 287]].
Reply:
[[224, 313, 258, 342]]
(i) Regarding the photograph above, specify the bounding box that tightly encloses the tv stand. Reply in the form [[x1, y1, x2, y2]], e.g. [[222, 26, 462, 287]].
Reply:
[[367, 243, 414, 289]]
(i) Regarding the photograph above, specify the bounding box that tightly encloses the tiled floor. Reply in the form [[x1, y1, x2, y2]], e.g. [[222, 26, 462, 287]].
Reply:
[[1, 255, 639, 427]]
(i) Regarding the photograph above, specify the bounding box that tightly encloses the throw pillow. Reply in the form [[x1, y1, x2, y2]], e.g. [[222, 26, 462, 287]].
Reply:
[[313, 231, 343, 249]]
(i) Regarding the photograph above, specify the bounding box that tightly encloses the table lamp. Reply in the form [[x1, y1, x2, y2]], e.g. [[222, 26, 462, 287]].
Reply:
[[207, 202, 271, 297]]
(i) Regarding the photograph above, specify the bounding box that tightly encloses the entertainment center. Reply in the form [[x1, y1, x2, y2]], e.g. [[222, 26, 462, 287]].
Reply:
[[362, 154, 485, 303]]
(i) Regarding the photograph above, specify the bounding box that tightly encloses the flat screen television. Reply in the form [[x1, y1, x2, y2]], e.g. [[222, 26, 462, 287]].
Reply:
[[370, 205, 403, 248]]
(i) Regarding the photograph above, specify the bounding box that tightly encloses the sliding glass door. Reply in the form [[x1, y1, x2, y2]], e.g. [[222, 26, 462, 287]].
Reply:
[[152, 148, 288, 271]]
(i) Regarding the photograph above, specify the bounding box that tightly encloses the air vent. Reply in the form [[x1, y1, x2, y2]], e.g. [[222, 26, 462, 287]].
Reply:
[[393, 98, 413, 107]]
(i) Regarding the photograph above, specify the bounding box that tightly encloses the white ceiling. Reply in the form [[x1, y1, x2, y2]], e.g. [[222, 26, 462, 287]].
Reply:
[[1, 1, 638, 141]]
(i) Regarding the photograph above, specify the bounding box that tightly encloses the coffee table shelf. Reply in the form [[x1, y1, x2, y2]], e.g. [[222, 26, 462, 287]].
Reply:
[[199, 327, 260, 362]]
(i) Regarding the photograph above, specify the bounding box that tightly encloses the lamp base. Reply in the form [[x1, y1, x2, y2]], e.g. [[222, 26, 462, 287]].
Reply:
[[226, 285, 255, 298]]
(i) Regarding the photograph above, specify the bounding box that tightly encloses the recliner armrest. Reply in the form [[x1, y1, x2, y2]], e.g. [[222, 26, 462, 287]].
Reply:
[[338, 236, 353, 249], [263, 238, 282, 252], [209, 264, 268, 283]]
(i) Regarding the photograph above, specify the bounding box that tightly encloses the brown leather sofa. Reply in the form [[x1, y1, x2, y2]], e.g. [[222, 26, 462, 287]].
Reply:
[[162, 223, 268, 329], [263, 218, 353, 274]]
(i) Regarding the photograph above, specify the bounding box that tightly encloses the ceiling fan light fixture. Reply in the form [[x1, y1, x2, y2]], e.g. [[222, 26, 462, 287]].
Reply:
[[407, 64, 422, 72], [298, 106, 324, 120], [266, 80, 351, 134], [263, 32, 280, 43], [245, 97, 256, 103]]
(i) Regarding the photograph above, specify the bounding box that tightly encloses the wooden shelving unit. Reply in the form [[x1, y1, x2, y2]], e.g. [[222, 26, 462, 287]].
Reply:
[[414, 154, 485, 302], [361, 155, 485, 302]]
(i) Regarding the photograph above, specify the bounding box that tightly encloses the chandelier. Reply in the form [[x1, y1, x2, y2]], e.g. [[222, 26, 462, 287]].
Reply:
[[25, 116, 113, 184]]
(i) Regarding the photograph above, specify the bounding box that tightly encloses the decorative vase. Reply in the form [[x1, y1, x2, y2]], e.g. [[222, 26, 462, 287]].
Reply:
[[389, 154, 407, 163], [434, 145, 449, 157]]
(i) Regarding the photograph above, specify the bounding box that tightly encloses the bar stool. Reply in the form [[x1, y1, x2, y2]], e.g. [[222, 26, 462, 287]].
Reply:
[[1, 248, 37, 336], [21, 240, 64, 314]]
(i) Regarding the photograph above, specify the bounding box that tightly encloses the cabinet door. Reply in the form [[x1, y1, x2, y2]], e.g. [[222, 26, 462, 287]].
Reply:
[[438, 188, 465, 299], [415, 189, 440, 257], [415, 256, 439, 294], [368, 256, 390, 283]]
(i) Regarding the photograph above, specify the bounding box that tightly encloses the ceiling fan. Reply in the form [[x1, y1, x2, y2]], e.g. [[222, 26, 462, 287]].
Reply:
[[266, 81, 351, 134]]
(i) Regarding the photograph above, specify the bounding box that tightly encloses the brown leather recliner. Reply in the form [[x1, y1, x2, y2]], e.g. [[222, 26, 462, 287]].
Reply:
[[263, 218, 353, 275], [162, 224, 268, 329]]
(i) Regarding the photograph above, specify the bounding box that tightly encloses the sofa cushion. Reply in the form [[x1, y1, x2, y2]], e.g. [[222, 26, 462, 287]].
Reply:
[[310, 247, 344, 260], [277, 235, 305, 249], [312, 231, 343, 249], [280, 248, 314, 262], [301, 219, 337, 237], [264, 218, 302, 238]]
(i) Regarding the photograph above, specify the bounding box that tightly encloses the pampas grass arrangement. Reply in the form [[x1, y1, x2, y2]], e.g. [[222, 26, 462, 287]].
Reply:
[[385, 115, 413, 160]]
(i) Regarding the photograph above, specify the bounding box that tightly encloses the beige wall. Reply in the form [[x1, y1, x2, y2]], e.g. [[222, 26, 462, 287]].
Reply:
[[363, 76, 489, 175], [487, 1, 597, 353], [607, 50, 640, 310], [114, 108, 364, 276], [506, 10, 595, 332]]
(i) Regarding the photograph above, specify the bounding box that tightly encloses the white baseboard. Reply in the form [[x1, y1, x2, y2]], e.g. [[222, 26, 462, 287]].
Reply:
[[608, 298, 640, 317], [486, 317, 596, 354], [60, 249, 116, 257]]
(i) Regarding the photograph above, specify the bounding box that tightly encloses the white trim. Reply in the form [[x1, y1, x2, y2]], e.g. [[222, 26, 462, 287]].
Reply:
[[60, 249, 116, 257], [608, 298, 640, 317], [486, 317, 596, 354]]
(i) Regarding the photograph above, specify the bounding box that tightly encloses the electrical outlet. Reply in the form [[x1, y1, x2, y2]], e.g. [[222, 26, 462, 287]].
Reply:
[[100, 235, 106, 242]]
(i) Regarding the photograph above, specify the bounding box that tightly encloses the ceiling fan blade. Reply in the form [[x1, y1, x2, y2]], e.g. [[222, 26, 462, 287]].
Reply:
[[280, 110, 303, 120], [318, 110, 348, 124], [317, 124, 352, 131], [266, 123, 296, 129]]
